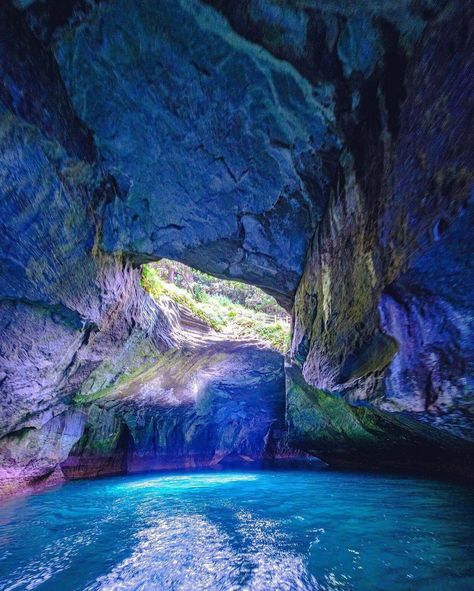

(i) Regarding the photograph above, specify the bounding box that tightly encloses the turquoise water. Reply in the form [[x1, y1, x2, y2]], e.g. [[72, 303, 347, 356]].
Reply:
[[0, 469, 473, 591]]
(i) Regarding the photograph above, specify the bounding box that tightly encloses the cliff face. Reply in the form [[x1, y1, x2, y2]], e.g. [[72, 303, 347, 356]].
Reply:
[[287, 0, 474, 469], [0, 0, 473, 493]]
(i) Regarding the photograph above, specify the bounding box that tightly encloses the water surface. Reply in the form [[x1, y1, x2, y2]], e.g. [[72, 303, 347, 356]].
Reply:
[[0, 468, 473, 590]]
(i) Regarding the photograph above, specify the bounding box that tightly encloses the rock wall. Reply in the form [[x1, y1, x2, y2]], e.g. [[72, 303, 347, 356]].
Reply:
[[288, 0, 474, 470], [0, 0, 473, 492], [50, 0, 341, 308], [62, 340, 292, 479], [0, 3, 180, 489]]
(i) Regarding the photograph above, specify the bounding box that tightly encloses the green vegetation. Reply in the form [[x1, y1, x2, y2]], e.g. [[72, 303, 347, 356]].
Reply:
[[141, 264, 221, 329], [73, 362, 156, 405], [141, 261, 290, 352]]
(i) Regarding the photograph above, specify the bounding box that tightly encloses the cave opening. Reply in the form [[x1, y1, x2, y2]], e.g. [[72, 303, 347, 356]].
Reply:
[[1, 0, 473, 587], [56, 256, 297, 485], [140, 259, 291, 353]]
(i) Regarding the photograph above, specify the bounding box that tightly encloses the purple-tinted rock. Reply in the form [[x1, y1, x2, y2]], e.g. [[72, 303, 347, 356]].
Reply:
[[63, 340, 295, 479], [0, 0, 473, 492], [289, 0, 474, 465]]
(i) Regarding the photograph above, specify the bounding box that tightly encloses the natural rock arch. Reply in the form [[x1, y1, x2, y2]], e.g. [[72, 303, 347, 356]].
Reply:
[[0, 0, 473, 492]]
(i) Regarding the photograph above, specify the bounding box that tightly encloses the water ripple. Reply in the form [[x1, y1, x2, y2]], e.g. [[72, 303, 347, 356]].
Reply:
[[0, 470, 472, 591], [88, 513, 320, 591]]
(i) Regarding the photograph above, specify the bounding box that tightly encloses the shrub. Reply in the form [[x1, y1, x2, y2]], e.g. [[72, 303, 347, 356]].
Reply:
[[141, 262, 290, 352]]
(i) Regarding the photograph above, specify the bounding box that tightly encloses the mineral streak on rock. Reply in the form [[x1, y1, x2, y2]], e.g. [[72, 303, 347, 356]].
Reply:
[[289, 0, 474, 453]]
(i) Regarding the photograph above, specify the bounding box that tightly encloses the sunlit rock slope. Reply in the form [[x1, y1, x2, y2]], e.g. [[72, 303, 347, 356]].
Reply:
[[63, 339, 290, 479]]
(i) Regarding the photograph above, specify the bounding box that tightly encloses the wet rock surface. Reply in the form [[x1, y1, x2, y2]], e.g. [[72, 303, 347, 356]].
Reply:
[[286, 363, 474, 479], [0, 0, 473, 492]]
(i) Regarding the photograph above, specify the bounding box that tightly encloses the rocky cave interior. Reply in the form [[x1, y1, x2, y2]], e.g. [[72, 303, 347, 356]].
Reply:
[[0, 0, 473, 498]]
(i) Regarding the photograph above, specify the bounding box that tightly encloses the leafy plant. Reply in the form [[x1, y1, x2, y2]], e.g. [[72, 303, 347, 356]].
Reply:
[[141, 261, 290, 352]]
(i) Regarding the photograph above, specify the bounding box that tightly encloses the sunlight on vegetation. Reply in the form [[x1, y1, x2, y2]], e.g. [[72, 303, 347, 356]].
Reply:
[[141, 261, 291, 352]]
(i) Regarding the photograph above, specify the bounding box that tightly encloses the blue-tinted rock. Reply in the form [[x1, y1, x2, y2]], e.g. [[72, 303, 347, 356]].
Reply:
[[0, 0, 473, 492], [63, 340, 294, 478], [53, 0, 339, 304], [289, 0, 474, 457]]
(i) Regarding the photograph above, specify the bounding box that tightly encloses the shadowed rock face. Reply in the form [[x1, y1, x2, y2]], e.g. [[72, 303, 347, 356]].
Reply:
[[286, 363, 474, 478], [62, 341, 293, 479], [0, 0, 473, 492], [289, 0, 474, 454], [51, 0, 340, 306]]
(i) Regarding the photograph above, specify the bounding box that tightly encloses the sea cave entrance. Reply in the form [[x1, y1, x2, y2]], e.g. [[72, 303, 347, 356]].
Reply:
[[140, 259, 291, 354], [60, 258, 296, 481]]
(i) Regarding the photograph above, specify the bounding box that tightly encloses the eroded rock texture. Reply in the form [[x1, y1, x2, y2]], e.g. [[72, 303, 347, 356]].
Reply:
[[51, 0, 340, 307], [63, 341, 291, 479], [0, 0, 473, 491], [289, 0, 474, 469]]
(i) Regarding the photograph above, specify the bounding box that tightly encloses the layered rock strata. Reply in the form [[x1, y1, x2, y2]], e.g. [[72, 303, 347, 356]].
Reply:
[[63, 340, 291, 479]]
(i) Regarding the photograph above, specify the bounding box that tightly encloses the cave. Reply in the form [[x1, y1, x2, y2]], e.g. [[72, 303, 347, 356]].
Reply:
[[0, 0, 473, 589], [60, 259, 296, 479]]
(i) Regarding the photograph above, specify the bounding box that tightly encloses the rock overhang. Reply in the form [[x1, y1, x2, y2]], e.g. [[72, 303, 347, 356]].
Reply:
[[0, 0, 473, 491], [47, 0, 341, 303]]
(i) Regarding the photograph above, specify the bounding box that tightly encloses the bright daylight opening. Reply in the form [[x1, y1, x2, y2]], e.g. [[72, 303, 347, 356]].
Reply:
[[141, 260, 291, 353]]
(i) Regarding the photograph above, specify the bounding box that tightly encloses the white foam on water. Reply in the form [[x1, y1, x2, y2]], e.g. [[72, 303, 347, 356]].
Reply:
[[88, 512, 322, 591]]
